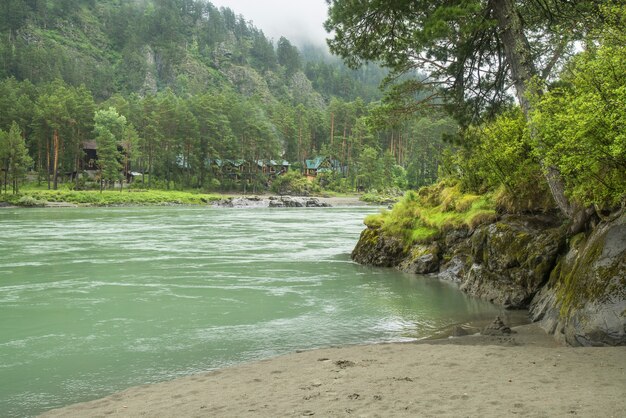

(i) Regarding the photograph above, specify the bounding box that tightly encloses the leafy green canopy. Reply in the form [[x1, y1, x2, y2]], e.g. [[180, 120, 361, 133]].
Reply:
[[94, 107, 126, 190], [325, 0, 602, 124], [530, 6, 626, 210], [0, 122, 32, 194], [440, 110, 555, 213], [440, 3, 626, 213]]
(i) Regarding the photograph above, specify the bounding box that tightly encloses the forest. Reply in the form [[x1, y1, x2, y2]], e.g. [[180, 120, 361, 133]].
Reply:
[[0, 0, 453, 196], [325, 0, 624, 228], [0, 0, 624, 223]]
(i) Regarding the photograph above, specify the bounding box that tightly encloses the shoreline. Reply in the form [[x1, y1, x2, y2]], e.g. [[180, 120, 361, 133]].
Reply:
[[40, 323, 626, 417], [0, 194, 370, 209]]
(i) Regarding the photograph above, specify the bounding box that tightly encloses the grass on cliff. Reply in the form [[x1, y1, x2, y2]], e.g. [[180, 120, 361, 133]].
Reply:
[[0, 189, 224, 206], [364, 181, 497, 246]]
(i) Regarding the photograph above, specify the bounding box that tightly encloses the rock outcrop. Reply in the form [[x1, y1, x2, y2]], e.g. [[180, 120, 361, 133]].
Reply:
[[212, 196, 331, 208], [459, 215, 565, 308], [352, 227, 406, 267], [530, 213, 626, 346], [268, 196, 331, 208], [351, 211, 626, 346], [352, 214, 565, 309]]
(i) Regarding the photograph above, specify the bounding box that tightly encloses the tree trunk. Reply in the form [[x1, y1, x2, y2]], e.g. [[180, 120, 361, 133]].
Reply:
[[46, 136, 51, 190], [75, 131, 81, 190], [3, 159, 8, 194], [490, 0, 583, 228], [52, 129, 59, 190], [330, 112, 334, 147]]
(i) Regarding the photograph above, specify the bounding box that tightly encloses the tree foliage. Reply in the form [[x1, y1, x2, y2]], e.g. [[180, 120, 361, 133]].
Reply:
[[0, 122, 32, 194], [94, 107, 126, 191], [440, 4, 626, 213], [325, 0, 612, 224], [0, 0, 461, 194], [530, 4, 626, 210], [325, 0, 601, 123]]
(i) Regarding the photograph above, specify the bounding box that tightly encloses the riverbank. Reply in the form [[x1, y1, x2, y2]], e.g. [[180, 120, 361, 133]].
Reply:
[[0, 190, 366, 208], [40, 323, 626, 417]]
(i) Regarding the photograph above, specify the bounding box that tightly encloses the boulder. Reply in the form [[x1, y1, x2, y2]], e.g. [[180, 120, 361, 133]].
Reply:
[[305, 198, 331, 207], [399, 243, 441, 274], [280, 196, 304, 207], [481, 316, 513, 336], [351, 227, 406, 267]]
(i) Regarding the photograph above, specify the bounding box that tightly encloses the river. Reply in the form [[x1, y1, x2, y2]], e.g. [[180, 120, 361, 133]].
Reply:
[[0, 206, 503, 417]]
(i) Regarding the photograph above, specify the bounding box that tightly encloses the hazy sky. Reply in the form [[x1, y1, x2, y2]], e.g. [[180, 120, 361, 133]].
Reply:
[[209, 0, 330, 47]]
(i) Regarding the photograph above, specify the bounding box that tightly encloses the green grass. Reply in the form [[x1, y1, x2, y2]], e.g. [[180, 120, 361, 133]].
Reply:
[[365, 181, 497, 247], [360, 189, 403, 204], [0, 189, 224, 207]]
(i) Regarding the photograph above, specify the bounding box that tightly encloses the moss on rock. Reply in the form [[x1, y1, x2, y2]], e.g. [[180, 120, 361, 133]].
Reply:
[[457, 214, 566, 308], [530, 213, 626, 346], [351, 226, 406, 267]]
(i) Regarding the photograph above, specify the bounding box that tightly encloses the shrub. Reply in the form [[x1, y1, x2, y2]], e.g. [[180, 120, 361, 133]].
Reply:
[[369, 181, 497, 247], [17, 195, 46, 207], [271, 170, 311, 196]]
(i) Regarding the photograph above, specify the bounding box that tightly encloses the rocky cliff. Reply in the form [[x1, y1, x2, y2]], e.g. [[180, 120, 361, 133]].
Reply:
[[352, 212, 625, 346], [530, 213, 626, 346]]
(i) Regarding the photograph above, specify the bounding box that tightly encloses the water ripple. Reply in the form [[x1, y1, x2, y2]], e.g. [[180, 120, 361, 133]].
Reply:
[[0, 206, 503, 418]]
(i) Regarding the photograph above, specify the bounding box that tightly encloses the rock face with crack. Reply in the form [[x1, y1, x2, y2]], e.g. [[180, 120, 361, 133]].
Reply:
[[530, 213, 626, 346], [351, 209, 626, 346], [352, 214, 566, 309]]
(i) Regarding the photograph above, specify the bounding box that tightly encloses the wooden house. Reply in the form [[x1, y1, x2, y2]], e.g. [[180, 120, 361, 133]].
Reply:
[[304, 156, 342, 179], [253, 160, 290, 177], [82, 140, 98, 170]]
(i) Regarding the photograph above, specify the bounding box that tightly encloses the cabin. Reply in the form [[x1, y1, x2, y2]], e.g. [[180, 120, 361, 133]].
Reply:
[[82, 140, 98, 170], [175, 154, 192, 170], [81, 140, 138, 182], [304, 156, 342, 179], [253, 159, 290, 177]]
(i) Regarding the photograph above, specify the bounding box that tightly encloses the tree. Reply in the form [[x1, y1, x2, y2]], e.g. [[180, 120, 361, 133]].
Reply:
[[121, 124, 140, 191], [32, 80, 70, 190], [94, 108, 126, 192], [277, 37, 302, 77], [356, 146, 382, 191], [325, 0, 603, 226], [1, 122, 33, 194], [529, 3, 626, 212], [0, 129, 7, 193], [271, 170, 310, 196]]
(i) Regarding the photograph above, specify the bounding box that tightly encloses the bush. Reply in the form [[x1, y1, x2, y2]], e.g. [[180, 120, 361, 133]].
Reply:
[[360, 188, 403, 204], [440, 110, 556, 214], [271, 171, 312, 196], [17, 195, 46, 207], [368, 181, 497, 247]]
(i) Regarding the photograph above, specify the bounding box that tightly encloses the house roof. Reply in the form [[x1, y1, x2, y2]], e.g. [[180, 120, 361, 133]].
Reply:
[[207, 158, 291, 168], [305, 156, 326, 170], [83, 140, 97, 150]]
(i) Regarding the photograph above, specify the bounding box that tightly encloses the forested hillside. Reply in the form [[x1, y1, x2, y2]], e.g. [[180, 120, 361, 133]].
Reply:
[[0, 0, 453, 194]]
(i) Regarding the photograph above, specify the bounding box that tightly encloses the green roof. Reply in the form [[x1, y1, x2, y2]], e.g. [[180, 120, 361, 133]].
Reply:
[[305, 156, 326, 170]]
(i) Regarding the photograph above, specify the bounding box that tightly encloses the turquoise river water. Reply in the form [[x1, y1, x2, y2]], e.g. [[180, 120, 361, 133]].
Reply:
[[0, 206, 503, 417]]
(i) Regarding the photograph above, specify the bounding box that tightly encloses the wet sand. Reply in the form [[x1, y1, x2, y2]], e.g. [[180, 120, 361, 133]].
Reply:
[[40, 324, 626, 417]]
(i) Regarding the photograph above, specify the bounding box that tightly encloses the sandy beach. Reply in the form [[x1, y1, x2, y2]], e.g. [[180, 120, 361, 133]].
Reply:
[[40, 324, 626, 418]]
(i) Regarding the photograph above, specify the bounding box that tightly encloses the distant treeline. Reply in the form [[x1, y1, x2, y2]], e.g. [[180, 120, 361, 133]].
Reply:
[[0, 0, 455, 193]]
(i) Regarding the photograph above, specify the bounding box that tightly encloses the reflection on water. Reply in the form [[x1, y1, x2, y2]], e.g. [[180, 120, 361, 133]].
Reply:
[[0, 206, 503, 417]]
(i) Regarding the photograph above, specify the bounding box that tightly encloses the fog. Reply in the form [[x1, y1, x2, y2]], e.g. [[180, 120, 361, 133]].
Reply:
[[209, 0, 330, 47]]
